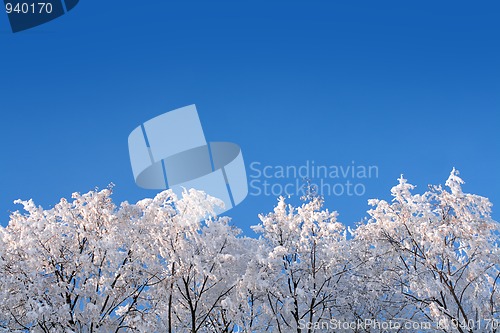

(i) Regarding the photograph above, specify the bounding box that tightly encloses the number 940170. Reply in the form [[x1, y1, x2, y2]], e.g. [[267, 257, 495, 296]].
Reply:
[[6, 2, 53, 14]]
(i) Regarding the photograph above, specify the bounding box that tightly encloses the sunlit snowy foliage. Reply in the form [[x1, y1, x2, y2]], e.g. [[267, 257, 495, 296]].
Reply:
[[0, 170, 498, 332]]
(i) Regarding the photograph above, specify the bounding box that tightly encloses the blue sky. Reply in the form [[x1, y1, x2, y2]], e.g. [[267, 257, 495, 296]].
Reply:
[[1, 1, 498, 234]]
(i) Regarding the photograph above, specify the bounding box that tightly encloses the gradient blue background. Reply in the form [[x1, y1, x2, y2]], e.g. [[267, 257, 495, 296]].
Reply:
[[1, 1, 498, 234]]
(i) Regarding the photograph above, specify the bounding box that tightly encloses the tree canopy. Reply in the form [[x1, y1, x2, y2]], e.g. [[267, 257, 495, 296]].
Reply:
[[1, 169, 498, 332]]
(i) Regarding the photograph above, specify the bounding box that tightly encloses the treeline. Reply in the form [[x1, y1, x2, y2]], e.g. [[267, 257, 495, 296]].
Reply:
[[0, 169, 498, 332]]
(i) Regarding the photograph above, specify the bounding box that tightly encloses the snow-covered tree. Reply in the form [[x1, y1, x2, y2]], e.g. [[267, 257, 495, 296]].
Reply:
[[355, 169, 500, 332], [0, 188, 248, 333], [243, 193, 349, 333], [0, 169, 498, 333]]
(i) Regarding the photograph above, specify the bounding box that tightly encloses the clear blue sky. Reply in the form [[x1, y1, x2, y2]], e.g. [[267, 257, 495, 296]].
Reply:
[[1, 1, 499, 235]]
